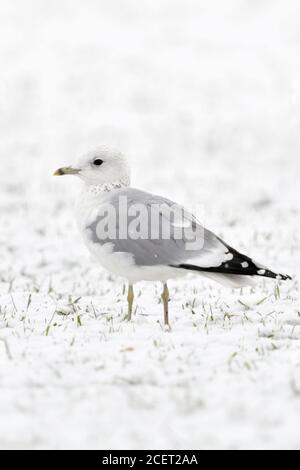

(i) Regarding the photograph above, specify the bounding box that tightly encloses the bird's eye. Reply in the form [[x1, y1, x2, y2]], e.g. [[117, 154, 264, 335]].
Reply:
[[93, 159, 104, 166]]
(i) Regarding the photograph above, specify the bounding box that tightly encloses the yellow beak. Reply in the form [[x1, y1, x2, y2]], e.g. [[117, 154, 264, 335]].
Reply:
[[53, 167, 81, 176]]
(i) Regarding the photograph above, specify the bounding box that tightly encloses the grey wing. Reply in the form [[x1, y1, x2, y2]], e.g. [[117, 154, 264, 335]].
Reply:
[[86, 188, 232, 268], [86, 188, 291, 281]]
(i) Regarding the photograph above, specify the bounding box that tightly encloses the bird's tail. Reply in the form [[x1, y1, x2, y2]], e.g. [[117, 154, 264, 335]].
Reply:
[[173, 244, 292, 288], [179, 263, 291, 281]]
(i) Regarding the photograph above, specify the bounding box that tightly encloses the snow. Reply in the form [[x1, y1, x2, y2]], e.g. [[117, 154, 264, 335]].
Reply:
[[0, 0, 300, 450]]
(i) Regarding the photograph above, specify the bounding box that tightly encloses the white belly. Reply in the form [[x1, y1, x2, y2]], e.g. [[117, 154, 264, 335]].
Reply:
[[82, 230, 185, 283]]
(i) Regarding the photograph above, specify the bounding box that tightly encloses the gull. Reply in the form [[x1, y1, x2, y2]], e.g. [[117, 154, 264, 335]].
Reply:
[[54, 146, 291, 327]]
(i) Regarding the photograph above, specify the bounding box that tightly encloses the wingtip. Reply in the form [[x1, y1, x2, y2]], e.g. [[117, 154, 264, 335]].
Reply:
[[277, 273, 292, 281]]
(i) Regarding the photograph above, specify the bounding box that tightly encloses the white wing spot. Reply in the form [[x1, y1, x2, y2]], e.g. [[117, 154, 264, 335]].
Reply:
[[258, 269, 266, 275], [241, 262, 249, 268]]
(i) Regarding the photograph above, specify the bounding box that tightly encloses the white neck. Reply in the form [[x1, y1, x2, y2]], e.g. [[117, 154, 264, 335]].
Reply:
[[76, 177, 130, 227], [83, 177, 130, 196]]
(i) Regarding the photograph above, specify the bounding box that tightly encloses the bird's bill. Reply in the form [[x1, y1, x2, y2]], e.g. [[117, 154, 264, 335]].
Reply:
[[53, 167, 81, 176]]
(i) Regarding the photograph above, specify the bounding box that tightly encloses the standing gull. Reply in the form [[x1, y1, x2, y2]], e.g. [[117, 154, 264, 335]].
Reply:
[[54, 146, 291, 327]]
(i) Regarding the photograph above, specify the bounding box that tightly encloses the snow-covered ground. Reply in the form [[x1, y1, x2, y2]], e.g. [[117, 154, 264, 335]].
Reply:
[[0, 0, 300, 450]]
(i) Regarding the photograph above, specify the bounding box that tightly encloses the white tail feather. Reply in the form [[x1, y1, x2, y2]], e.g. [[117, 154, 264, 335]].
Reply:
[[202, 272, 256, 289]]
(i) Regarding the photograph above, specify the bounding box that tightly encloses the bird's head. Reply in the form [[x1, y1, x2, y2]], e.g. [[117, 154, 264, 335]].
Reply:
[[54, 145, 131, 187]]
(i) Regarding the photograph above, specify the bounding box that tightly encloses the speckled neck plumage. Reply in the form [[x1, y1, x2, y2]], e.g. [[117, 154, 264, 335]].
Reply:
[[85, 178, 130, 195]]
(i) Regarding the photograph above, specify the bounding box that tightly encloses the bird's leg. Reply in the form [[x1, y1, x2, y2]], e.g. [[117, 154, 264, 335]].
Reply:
[[161, 283, 170, 328], [127, 284, 134, 321]]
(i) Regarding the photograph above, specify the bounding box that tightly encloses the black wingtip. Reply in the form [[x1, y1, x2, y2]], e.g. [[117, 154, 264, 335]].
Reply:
[[276, 273, 292, 281]]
